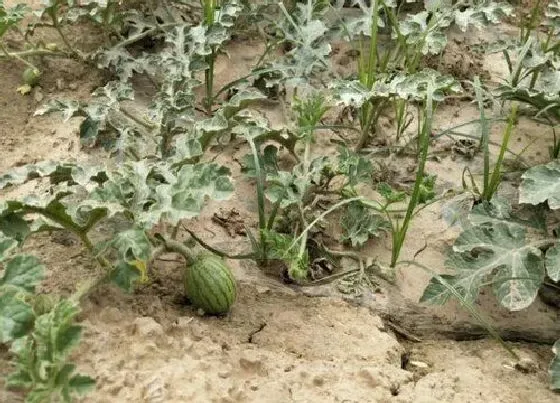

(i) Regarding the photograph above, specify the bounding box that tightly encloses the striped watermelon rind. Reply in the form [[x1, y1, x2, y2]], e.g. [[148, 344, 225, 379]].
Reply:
[[184, 253, 237, 315]]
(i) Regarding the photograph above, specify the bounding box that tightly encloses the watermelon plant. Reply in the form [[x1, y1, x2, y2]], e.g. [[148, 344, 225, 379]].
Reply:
[[3, 0, 560, 400]]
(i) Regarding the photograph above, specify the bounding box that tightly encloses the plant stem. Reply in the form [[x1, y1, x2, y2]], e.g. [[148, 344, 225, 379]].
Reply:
[[390, 84, 434, 268], [398, 260, 519, 360], [182, 226, 256, 259], [474, 77, 491, 194], [484, 103, 518, 201], [205, 48, 216, 114]]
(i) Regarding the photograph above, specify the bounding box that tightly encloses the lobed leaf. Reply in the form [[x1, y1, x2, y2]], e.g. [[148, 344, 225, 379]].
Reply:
[[448, 223, 545, 310], [0, 289, 34, 343], [519, 160, 560, 210], [341, 201, 389, 248], [0, 254, 45, 293]]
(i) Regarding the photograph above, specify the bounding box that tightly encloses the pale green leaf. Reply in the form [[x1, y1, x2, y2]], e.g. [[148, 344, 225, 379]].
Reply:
[[448, 223, 545, 310], [551, 339, 560, 390], [0, 255, 45, 292], [0, 289, 34, 343], [519, 160, 560, 210], [0, 1, 29, 37], [419, 274, 464, 304], [0, 233, 17, 261], [341, 202, 389, 248], [545, 245, 560, 282]]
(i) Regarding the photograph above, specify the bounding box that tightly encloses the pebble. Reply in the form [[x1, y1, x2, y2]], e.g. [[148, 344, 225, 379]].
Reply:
[[33, 87, 44, 103], [143, 376, 166, 403], [358, 367, 389, 389], [56, 78, 65, 90], [133, 317, 164, 337], [68, 82, 78, 90], [515, 358, 539, 374], [239, 350, 263, 372]]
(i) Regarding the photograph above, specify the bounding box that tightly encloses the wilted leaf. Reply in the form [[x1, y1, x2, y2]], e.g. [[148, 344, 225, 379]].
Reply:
[[519, 160, 560, 210]]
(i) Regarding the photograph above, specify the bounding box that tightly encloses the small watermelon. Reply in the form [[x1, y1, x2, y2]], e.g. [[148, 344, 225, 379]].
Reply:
[[22, 67, 41, 87], [184, 253, 237, 315]]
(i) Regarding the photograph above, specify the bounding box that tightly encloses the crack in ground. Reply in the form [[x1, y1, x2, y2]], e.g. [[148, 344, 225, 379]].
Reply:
[[247, 322, 267, 344]]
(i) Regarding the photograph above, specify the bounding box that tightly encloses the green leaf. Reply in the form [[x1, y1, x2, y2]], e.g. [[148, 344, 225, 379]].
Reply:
[[454, 1, 513, 32], [468, 196, 521, 228], [420, 274, 464, 304], [0, 212, 31, 243], [0, 233, 17, 261], [519, 160, 560, 210], [337, 146, 373, 187], [34, 99, 82, 121], [68, 374, 95, 395], [400, 10, 451, 55], [418, 174, 436, 204], [378, 183, 406, 203], [0, 255, 45, 292], [446, 223, 545, 311], [109, 259, 142, 292], [0, 1, 29, 38], [5, 368, 33, 390], [0, 288, 34, 343], [145, 163, 234, 226], [341, 0, 393, 38], [241, 144, 279, 178], [341, 201, 389, 248], [545, 245, 560, 282], [8, 297, 94, 401], [105, 229, 152, 262], [273, 0, 332, 83], [551, 339, 560, 390]]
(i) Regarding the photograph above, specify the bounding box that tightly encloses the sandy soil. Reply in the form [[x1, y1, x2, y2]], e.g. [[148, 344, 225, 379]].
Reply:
[[1, 1, 559, 402]]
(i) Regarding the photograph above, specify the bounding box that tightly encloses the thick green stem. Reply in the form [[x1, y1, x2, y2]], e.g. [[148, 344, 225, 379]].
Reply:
[[474, 77, 490, 194], [390, 85, 434, 268], [205, 48, 216, 114], [484, 103, 518, 201]]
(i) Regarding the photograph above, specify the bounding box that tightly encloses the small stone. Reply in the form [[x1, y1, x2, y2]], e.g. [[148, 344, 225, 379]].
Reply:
[[133, 317, 164, 337], [312, 375, 325, 387], [173, 316, 194, 329], [408, 360, 429, 369], [515, 358, 538, 374], [56, 78, 65, 90], [68, 82, 78, 90], [218, 370, 232, 379], [358, 368, 389, 389], [143, 377, 166, 403], [123, 372, 136, 387], [33, 87, 44, 103], [239, 350, 263, 372], [255, 285, 270, 294]]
